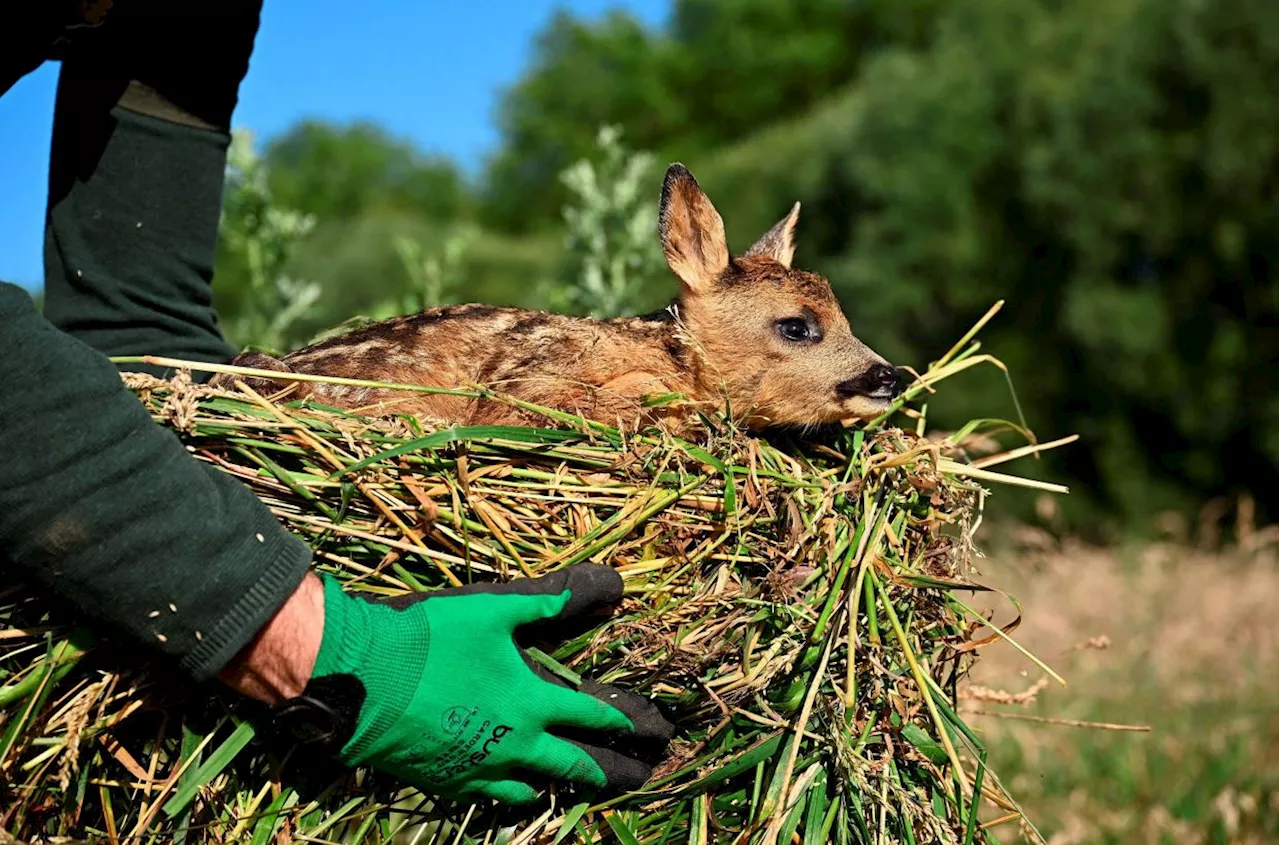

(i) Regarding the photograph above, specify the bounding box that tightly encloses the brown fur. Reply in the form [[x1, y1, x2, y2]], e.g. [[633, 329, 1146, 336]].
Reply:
[[210, 164, 902, 432]]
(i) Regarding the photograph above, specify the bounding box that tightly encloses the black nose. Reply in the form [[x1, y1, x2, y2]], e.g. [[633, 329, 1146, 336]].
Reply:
[[836, 364, 903, 400]]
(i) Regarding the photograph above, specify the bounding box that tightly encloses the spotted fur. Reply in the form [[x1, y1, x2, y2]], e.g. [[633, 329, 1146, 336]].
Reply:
[[210, 164, 902, 433]]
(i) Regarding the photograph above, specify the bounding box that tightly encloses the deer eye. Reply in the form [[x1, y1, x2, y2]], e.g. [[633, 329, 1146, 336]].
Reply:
[[776, 317, 818, 343]]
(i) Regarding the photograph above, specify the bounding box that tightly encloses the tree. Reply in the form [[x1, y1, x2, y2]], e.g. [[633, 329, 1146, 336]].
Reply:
[[263, 120, 470, 224], [830, 0, 1278, 532], [479, 0, 948, 232], [480, 9, 680, 232]]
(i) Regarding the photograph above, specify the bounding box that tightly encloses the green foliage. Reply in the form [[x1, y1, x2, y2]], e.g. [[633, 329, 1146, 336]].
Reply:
[[297, 224, 485, 347], [211, 122, 477, 349], [478, 0, 944, 230], [210, 0, 1277, 538], [263, 120, 470, 224], [665, 0, 903, 148], [214, 129, 321, 354], [480, 9, 682, 232], [826, 0, 1278, 533], [542, 126, 670, 318], [387, 224, 481, 316], [212, 134, 553, 350]]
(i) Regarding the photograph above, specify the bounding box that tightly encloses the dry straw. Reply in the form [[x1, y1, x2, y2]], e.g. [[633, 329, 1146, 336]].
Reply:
[[0, 303, 1074, 845]]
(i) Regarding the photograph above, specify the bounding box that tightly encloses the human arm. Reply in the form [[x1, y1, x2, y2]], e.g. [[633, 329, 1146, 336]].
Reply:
[[217, 571, 326, 703], [38, 1, 258, 373], [0, 280, 314, 679], [6, 2, 673, 802]]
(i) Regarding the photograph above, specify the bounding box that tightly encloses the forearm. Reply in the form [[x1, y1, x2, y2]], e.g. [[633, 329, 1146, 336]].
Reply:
[[42, 89, 239, 370], [40, 2, 266, 376], [41, 53, 240, 373], [0, 282, 312, 680], [218, 571, 324, 704]]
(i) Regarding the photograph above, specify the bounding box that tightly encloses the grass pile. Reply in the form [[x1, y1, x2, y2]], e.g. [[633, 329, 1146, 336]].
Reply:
[[0, 304, 1074, 845]]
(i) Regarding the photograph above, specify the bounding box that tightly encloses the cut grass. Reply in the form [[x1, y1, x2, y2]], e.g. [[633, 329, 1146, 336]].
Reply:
[[0, 307, 1077, 844]]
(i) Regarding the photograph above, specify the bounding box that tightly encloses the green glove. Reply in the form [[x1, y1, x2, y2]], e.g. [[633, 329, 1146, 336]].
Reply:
[[276, 564, 674, 805]]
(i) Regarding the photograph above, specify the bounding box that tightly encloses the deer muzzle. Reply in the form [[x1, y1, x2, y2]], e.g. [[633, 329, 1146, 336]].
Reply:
[[836, 364, 903, 401]]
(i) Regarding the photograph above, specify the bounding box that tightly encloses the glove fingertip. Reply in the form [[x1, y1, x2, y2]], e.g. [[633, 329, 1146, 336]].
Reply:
[[545, 685, 637, 735], [580, 680, 676, 744], [557, 564, 624, 619], [563, 739, 656, 795]]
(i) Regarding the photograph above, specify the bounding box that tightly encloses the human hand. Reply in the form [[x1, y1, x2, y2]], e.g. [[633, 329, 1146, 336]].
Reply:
[[223, 564, 673, 805]]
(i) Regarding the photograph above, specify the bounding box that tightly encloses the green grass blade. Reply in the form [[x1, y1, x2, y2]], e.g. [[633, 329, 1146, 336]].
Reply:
[[162, 720, 256, 818], [901, 722, 948, 766], [802, 768, 830, 845], [603, 811, 643, 845], [249, 788, 296, 845], [333, 425, 587, 478], [552, 802, 592, 845]]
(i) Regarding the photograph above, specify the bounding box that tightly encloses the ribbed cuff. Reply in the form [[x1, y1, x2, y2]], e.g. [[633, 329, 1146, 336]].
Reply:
[[178, 526, 312, 682], [43, 88, 239, 369], [313, 576, 428, 763], [313, 574, 373, 679]]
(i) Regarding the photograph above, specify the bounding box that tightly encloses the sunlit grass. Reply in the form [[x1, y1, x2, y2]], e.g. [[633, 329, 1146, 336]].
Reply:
[[0, 310, 1085, 844], [961, 534, 1279, 844]]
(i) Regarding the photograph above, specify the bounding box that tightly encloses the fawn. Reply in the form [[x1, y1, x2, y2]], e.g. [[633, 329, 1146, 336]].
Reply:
[[210, 164, 904, 432]]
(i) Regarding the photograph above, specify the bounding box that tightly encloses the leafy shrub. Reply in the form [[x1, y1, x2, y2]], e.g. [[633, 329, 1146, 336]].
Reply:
[[542, 125, 671, 318], [215, 130, 321, 354]]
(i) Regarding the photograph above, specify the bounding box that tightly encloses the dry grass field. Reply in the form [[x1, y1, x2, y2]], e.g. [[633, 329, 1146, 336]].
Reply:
[[961, 505, 1278, 844]]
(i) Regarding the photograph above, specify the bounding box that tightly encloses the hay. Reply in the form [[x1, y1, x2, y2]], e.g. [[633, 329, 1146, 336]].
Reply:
[[0, 305, 1069, 844]]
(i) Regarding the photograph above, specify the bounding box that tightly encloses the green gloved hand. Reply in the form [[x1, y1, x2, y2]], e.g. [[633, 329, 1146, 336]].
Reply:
[[273, 564, 674, 805]]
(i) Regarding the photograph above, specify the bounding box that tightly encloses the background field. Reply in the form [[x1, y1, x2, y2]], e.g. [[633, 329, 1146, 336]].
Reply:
[[214, 0, 1277, 537], [11, 0, 1279, 840], [967, 511, 1277, 843]]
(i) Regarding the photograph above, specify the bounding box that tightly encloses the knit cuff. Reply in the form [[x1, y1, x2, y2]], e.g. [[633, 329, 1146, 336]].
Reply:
[[177, 526, 312, 682], [313, 573, 373, 678], [312, 577, 430, 764]]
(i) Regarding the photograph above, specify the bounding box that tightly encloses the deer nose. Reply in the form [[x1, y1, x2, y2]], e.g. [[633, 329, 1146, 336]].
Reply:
[[837, 364, 903, 400]]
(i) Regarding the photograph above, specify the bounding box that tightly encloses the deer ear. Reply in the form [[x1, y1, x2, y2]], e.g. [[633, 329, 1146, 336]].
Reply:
[[744, 202, 800, 268], [660, 163, 730, 294]]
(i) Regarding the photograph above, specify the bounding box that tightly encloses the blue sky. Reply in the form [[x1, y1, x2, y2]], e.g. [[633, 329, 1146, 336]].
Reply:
[[0, 0, 669, 292]]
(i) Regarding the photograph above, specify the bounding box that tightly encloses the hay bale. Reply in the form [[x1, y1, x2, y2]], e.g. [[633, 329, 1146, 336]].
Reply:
[[0, 309, 1067, 844]]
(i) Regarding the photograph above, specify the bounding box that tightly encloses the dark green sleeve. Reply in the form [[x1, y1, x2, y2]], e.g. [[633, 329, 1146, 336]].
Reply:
[[41, 62, 240, 373], [0, 280, 311, 681], [1, 6, 310, 682]]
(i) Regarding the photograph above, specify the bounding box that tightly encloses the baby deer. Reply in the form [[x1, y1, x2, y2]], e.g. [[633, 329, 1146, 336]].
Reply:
[[211, 164, 903, 432]]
